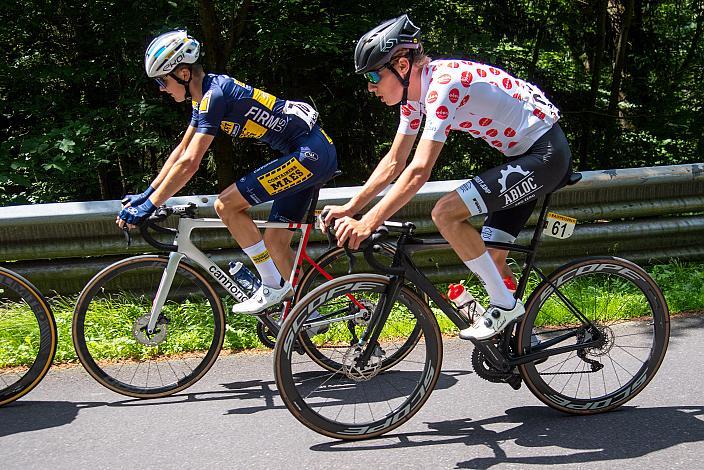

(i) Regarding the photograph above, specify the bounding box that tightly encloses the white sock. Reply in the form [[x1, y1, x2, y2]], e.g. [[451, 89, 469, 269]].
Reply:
[[242, 240, 283, 288], [464, 252, 515, 309]]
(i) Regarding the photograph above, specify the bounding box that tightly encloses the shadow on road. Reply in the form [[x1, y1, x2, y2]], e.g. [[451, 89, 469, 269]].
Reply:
[[0, 400, 106, 438], [311, 405, 704, 468]]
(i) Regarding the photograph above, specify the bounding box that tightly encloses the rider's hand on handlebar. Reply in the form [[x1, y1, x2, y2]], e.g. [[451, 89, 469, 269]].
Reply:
[[120, 186, 155, 208], [320, 204, 355, 233], [117, 199, 157, 230], [334, 216, 376, 250]]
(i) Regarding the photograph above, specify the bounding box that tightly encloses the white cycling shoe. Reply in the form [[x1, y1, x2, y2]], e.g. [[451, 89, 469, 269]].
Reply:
[[232, 282, 293, 315], [459, 300, 525, 341]]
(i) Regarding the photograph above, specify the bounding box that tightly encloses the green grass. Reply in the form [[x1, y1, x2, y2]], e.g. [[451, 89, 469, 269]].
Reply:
[[1, 260, 704, 366]]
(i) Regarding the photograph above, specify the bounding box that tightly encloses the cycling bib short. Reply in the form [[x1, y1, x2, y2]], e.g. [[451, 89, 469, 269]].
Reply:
[[456, 123, 572, 240]]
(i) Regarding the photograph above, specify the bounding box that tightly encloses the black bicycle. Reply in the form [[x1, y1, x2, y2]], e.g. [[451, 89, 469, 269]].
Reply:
[[273, 172, 670, 440], [0, 266, 57, 405]]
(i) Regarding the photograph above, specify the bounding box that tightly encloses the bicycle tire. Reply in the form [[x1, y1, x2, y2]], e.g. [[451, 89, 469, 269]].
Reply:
[[72, 255, 226, 398], [0, 267, 57, 405], [518, 256, 669, 414], [274, 274, 442, 440], [295, 246, 423, 372]]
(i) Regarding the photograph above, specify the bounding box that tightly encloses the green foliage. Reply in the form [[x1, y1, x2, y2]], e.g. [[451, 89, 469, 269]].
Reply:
[[1, 0, 702, 204]]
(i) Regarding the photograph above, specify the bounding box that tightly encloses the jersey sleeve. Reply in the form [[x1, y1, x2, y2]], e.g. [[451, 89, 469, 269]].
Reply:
[[192, 86, 226, 136], [189, 101, 199, 127], [396, 101, 423, 135], [420, 76, 468, 143]]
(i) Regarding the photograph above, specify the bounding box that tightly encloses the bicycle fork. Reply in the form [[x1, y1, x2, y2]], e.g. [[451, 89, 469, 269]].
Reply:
[[147, 252, 185, 334]]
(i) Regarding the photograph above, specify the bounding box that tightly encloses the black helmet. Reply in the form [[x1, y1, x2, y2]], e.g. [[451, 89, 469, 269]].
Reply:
[[354, 14, 421, 74]]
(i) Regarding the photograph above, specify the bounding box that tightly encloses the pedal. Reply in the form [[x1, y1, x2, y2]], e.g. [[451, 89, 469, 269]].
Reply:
[[506, 374, 522, 390]]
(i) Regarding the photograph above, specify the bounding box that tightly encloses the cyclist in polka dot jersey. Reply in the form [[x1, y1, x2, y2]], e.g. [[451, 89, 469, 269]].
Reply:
[[324, 15, 572, 341]]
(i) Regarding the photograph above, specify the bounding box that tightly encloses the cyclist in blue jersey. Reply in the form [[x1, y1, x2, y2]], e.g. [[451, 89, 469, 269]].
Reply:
[[117, 30, 338, 314]]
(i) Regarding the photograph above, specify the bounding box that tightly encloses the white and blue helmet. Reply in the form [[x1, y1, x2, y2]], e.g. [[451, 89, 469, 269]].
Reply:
[[144, 30, 200, 77]]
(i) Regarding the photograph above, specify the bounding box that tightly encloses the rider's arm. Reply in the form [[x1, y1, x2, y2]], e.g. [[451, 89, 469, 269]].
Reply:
[[346, 132, 417, 212], [148, 132, 215, 206], [148, 125, 198, 190], [362, 138, 444, 228]]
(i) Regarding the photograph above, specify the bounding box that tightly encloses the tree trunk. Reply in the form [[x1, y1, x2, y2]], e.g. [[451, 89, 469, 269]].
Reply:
[[581, 0, 608, 169], [197, 0, 252, 190], [603, 0, 635, 169]]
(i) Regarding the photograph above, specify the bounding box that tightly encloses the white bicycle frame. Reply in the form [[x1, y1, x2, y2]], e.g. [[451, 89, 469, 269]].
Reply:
[[145, 217, 314, 334]]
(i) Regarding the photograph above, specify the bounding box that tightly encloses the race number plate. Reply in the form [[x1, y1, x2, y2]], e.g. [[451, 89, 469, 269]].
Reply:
[[314, 209, 323, 230], [543, 212, 576, 239], [283, 100, 318, 130]]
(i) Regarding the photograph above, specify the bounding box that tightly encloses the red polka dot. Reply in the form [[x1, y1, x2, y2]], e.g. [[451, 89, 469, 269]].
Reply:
[[447, 61, 459, 68], [459, 95, 470, 107], [533, 109, 546, 120], [461, 71, 473, 87], [407, 103, 417, 111], [410, 119, 421, 130], [504, 128, 516, 137], [486, 128, 498, 137], [490, 81, 499, 87], [476, 68, 487, 78], [437, 74, 452, 85], [449, 88, 460, 103], [436, 106, 449, 120], [445, 125, 452, 136], [479, 117, 493, 126], [427, 90, 438, 104], [459, 121, 473, 128], [491, 140, 503, 147], [512, 93, 522, 99], [489, 67, 500, 75], [401, 105, 412, 117], [502, 78, 513, 90], [508, 142, 518, 148], [469, 130, 481, 135]]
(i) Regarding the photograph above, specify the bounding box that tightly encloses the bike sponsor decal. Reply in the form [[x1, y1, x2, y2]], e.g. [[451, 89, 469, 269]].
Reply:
[[208, 265, 248, 302], [544, 371, 648, 410], [338, 363, 436, 436], [436, 106, 449, 120], [497, 165, 544, 207], [539, 264, 648, 303], [220, 121, 241, 136], [257, 157, 312, 196]]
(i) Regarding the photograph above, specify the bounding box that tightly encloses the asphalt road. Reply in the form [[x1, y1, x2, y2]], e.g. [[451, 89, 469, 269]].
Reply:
[[2, 315, 703, 470]]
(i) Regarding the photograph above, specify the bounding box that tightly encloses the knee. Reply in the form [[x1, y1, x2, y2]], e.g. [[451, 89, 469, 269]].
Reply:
[[213, 197, 226, 217], [432, 194, 464, 228], [214, 188, 249, 218]]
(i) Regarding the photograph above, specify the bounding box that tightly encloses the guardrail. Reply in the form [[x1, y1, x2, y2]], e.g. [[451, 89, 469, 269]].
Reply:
[[1, 163, 703, 295]]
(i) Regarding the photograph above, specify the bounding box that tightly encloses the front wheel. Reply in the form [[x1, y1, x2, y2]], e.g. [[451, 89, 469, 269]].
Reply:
[[72, 255, 226, 398], [518, 256, 669, 414], [274, 274, 442, 440]]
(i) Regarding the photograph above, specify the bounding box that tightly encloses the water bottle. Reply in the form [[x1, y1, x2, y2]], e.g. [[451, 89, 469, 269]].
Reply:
[[228, 261, 262, 294], [447, 283, 486, 324]]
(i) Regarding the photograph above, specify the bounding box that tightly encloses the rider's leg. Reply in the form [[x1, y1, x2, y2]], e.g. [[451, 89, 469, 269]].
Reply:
[[431, 193, 516, 309], [263, 228, 296, 283], [214, 185, 285, 289]]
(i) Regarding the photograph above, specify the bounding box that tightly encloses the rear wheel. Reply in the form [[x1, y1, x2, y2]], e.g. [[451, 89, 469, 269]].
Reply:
[[518, 257, 669, 414], [0, 268, 57, 405]]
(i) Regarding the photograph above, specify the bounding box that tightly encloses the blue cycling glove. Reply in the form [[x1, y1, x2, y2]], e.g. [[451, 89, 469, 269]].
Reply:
[[118, 199, 156, 225], [122, 186, 155, 207]]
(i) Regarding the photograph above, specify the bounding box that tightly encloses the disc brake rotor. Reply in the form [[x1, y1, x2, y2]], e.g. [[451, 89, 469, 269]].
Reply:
[[342, 344, 384, 381], [132, 314, 168, 346]]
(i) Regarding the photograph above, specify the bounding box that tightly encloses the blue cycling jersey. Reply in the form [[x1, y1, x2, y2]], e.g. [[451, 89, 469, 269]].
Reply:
[[190, 74, 319, 154]]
